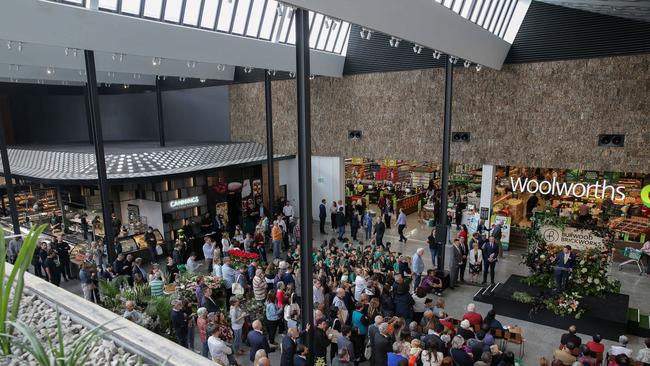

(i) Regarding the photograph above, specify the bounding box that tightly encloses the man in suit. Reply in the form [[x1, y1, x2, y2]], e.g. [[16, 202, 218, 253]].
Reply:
[[374, 217, 386, 247], [422, 322, 448, 357], [337, 325, 355, 361], [280, 327, 299, 366], [319, 199, 327, 234], [247, 319, 272, 362], [450, 239, 463, 289], [293, 344, 309, 366], [482, 235, 500, 285], [373, 322, 392, 366], [459, 237, 469, 283], [555, 245, 576, 291]]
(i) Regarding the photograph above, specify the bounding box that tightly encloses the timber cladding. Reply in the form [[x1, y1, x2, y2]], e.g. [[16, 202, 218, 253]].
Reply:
[[230, 55, 650, 173]]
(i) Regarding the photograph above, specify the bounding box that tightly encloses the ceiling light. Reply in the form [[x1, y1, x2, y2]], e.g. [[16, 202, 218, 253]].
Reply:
[[217, 64, 225, 71], [243, 67, 253, 73], [389, 37, 401, 48], [73, 48, 78, 57], [413, 44, 423, 54], [112, 53, 124, 62], [17, 42, 23, 52], [432, 50, 442, 60], [107, 71, 116, 78], [124, 84, 130, 88], [46, 67, 55, 75], [309, 74, 315, 80], [359, 27, 373, 40], [65, 47, 70, 56], [475, 64, 482, 72], [152, 57, 162, 67], [267, 69, 276, 76], [200, 79, 206, 83], [133, 73, 141, 79], [9, 64, 20, 72], [463, 60, 471, 68], [6, 41, 12, 50], [449, 56, 458, 64], [78, 70, 86, 76], [187, 60, 197, 68], [276, 3, 284, 16], [289, 71, 295, 78], [179, 77, 186, 82]]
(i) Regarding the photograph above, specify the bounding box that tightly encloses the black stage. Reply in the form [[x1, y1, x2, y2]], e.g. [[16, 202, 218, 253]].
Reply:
[[476, 275, 629, 341]]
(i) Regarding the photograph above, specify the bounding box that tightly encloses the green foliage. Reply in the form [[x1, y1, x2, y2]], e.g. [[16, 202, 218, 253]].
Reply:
[[145, 296, 173, 338], [0, 224, 48, 355], [2, 308, 120, 366], [511, 291, 535, 304], [122, 283, 151, 307]]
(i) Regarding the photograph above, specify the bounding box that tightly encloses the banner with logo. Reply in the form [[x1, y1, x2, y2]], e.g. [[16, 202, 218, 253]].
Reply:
[[490, 214, 511, 250], [539, 225, 604, 250]]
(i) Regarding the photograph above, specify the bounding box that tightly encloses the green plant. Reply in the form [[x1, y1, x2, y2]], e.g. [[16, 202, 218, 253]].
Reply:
[[145, 296, 173, 338], [511, 291, 535, 304], [3, 309, 120, 365], [0, 224, 48, 355]]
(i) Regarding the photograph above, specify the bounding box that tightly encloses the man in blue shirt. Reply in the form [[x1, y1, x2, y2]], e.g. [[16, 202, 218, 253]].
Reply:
[[397, 208, 408, 242], [412, 248, 425, 288]]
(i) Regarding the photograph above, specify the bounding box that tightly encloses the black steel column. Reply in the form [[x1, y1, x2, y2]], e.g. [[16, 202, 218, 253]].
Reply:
[[84, 50, 115, 261], [435, 57, 454, 271], [83, 87, 94, 144], [296, 7, 314, 339], [264, 71, 275, 218], [155, 78, 166, 147], [0, 114, 20, 235]]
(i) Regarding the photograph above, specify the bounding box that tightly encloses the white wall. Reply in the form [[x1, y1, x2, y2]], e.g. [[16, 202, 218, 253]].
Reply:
[[119, 199, 164, 235], [278, 156, 345, 221]]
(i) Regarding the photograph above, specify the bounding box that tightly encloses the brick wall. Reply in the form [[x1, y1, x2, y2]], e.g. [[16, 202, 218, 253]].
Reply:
[[230, 55, 650, 173]]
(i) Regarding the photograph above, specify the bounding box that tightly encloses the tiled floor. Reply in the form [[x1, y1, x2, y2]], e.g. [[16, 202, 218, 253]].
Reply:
[[57, 209, 650, 365]]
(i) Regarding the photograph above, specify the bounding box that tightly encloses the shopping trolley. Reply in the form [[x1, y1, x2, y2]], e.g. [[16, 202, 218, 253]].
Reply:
[[618, 247, 645, 275]]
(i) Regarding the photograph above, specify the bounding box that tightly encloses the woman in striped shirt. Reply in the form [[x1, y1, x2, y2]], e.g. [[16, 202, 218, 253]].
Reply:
[[149, 272, 165, 297], [252, 269, 267, 302]]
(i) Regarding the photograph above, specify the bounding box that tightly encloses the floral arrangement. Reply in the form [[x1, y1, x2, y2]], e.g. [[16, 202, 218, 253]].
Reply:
[[227, 249, 259, 268], [176, 273, 224, 301], [517, 212, 620, 318]]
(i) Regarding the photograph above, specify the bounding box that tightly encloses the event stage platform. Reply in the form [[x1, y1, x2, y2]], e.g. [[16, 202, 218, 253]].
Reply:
[[475, 275, 629, 341]]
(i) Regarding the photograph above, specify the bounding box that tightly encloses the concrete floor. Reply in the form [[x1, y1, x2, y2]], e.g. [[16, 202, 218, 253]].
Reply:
[[57, 209, 650, 365]]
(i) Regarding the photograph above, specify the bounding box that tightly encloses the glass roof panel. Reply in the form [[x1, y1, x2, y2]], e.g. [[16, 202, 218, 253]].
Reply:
[[231, 0, 251, 34], [183, 0, 202, 25], [199, 0, 219, 28], [163, 0, 183, 22], [316, 19, 331, 50], [143, 0, 163, 18], [98, 0, 118, 11], [324, 20, 340, 52], [216, 0, 236, 31], [333, 22, 349, 54], [309, 13, 323, 48], [121, 0, 141, 14], [257, 0, 277, 39], [277, 8, 293, 42], [245, 0, 265, 36]]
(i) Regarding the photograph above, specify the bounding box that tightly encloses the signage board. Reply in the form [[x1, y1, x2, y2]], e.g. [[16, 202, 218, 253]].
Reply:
[[509, 177, 625, 200], [163, 195, 206, 213], [539, 225, 603, 250], [490, 214, 511, 250], [480, 207, 490, 220]]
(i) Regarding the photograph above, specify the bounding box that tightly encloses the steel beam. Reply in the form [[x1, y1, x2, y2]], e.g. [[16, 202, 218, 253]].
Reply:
[[0, 0, 345, 77], [280, 0, 511, 69], [84, 50, 115, 262]]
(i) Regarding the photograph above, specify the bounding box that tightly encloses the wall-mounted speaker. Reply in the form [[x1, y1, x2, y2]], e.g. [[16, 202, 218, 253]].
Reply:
[[598, 134, 624, 147], [452, 132, 470, 142], [348, 130, 362, 140]]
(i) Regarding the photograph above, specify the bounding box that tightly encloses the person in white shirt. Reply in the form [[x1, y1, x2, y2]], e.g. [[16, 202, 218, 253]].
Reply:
[[636, 338, 650, 364], [283, 201, 294, 219], [221, 233, 231, 254], [186, 253, 203, 274], [230, 298, 247, 355], [212, 256, 223, 278], [354, 268, 367, 302], [609, 335, 633, 357], [202, 235, 215, 272], [313, 279, 324, 305], [208, 325, 232, 365]]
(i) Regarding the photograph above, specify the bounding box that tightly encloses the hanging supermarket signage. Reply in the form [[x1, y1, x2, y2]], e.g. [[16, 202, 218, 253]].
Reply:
[[540, 225, 603, 250], [163, 195, 206, 213], [510, 177, 625, 200]]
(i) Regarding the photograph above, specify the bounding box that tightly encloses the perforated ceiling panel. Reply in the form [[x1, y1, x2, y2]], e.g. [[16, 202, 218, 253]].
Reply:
[[0, 143, 287, 181]]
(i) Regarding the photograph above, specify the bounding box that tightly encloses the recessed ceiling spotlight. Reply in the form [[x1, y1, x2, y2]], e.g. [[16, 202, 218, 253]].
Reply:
[[412, 44, 423, 54]]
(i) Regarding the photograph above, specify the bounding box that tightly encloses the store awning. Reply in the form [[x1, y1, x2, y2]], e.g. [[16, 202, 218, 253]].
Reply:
[[0, 142, 292, 183]]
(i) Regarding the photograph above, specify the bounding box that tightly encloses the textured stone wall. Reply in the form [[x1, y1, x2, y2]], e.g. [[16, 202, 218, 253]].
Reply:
[[230, 55, 650, 173]]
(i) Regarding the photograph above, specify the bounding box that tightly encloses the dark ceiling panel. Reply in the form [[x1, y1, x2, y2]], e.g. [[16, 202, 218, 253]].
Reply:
[[536, 0, 650, 23], [505, 1, 650, 63]]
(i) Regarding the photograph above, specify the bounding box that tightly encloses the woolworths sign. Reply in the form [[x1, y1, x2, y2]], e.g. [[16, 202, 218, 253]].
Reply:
[[510, 177, 626, 200]]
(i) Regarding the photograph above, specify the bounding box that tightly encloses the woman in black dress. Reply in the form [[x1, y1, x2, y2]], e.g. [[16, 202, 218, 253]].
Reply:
[[45, 249, 62, 287]]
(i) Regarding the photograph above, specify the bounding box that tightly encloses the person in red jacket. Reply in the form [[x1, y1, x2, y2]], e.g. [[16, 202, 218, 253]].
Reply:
[[462, 303, 483, 327]]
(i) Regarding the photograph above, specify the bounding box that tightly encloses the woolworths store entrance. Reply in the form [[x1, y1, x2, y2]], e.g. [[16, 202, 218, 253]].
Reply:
[[491, 165, 649, 251]]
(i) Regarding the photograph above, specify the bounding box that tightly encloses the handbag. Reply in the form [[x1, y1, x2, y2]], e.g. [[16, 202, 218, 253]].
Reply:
[[364, 337, 372, 359], [232, 274, 245, 295]]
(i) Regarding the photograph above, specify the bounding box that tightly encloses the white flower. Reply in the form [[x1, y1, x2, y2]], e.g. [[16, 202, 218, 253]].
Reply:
[[581, 268, 587, 273], [587, 277, 593, 283], [580, 260, 585, 265], [594, 278, 600, 284]]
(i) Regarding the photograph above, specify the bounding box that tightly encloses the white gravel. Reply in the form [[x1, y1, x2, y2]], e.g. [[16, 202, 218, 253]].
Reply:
[[0, 294, 147, 366]]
